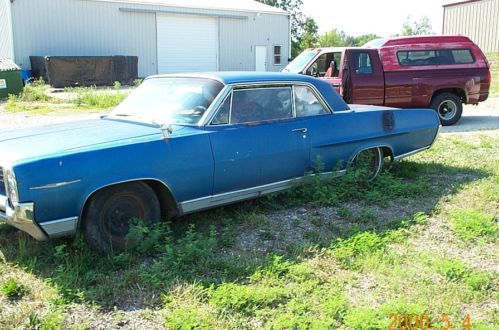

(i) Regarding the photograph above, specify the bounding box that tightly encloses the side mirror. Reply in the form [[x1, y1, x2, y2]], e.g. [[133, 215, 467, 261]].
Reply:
[[310, 66, 318, 77]]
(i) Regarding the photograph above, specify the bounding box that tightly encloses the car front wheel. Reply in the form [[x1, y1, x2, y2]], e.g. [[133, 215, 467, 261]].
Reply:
[[83, 182, 161, 252]]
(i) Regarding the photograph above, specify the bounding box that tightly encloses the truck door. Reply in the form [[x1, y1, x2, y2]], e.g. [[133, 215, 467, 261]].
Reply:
[[343, 49, 384, 105]]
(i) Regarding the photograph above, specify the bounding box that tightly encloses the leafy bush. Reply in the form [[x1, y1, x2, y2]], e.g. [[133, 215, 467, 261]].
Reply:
[[432, 258, 491, 292], [210, 283, 288, 314], [450, 209, 497, 241], [1, 278, 28, 299], [14, 79, 50, 102], [136, 224, 218, 287], [330, 231, 385, 268], [70, 86, 127, 109]]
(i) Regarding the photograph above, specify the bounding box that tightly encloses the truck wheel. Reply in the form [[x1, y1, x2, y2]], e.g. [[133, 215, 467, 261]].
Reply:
[[83, 182, 161, 252], [430, 93, 463, 126], [350, 147, 384, 182]]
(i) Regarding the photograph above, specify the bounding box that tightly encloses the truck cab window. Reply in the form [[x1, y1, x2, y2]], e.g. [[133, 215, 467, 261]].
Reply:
[[353, 52, 373, 75], [307, 54, 328, 77]]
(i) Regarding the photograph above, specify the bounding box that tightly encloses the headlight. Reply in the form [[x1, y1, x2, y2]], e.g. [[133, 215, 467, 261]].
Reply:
[[5, 169, 19, 204]]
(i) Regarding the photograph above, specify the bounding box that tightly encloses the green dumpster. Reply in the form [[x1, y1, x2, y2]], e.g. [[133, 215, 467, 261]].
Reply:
[[0, 59, 23, 99]]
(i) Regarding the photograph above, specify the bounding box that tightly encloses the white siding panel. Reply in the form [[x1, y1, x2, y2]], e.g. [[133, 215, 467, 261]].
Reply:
[[443, 0, 499, 52], [219, 14, 290, 71], [0, 0, 14, 59], [9, 0, 290, 76], [156, 15, 218, 73], [10, 0, 158, 77]]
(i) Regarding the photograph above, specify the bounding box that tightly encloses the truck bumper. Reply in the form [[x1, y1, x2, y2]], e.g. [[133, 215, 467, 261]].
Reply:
[[0, 196, 48, 241]]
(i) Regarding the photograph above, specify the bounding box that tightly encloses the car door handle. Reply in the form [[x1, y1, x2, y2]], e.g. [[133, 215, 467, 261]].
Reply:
[[292, 128, 308, 133]]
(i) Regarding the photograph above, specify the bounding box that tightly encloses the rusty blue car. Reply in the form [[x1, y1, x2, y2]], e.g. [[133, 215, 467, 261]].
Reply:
[[0, 72, 440, 251]]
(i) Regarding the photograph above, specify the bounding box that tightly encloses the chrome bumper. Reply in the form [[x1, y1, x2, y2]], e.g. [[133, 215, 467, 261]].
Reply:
[[0, 196, 48, 241]]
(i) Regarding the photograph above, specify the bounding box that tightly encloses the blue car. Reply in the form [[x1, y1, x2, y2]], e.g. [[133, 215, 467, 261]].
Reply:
[[0, 72, 440, 251]]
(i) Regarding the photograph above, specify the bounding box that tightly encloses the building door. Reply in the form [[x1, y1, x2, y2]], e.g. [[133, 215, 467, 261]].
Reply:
[[255, 46, 267, 71], [156, 14, 219, 73]]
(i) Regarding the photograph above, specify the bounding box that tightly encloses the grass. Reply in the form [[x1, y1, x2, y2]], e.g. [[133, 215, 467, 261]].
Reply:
[[0, 130, 498, 329], [4, 79, 128, 115], [1, 278, 28, 299], [450, 209, 497, 242]]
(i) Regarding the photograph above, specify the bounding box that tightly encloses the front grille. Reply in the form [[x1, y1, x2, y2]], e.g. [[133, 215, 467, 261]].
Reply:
[[0, 167, 5, 196]]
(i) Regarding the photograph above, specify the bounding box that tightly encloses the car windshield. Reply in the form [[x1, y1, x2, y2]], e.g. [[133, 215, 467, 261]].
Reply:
[[112, 77, 224, 125], [282, 50, 318, 73]]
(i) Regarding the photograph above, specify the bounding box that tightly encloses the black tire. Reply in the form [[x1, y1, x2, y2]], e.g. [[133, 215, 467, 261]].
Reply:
[[83, 182, 161, 252], [350, 147, 384, 182], [430, 93, 463, 126]]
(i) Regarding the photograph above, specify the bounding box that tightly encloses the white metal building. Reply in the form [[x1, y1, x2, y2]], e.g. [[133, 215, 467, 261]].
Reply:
[[443, 0, 499, 52], [0, 0, 291, 77]]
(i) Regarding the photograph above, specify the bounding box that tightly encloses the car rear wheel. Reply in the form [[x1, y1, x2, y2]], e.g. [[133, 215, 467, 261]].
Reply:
[[83, 182, 161, 252], [431, 93, 463, 126], [350, 147, 384, 182]]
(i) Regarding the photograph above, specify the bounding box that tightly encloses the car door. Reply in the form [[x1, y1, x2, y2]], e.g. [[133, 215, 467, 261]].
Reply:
[[205, 85, 311, 195], [291, 84, 344, 172]]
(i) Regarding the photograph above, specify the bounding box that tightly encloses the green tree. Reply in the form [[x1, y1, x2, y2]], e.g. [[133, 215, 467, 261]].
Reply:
[[401, 15, 433, 36], [256, 0, 317, 57], [318, 29, 349, 47], [299, 17, 319, 49], [354, 34, 380, 47]]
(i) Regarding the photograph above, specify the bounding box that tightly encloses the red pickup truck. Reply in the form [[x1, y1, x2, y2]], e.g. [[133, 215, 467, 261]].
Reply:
[[283, 35, 491, 125]]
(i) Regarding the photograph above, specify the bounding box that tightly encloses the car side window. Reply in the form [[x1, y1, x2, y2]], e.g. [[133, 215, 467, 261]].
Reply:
[[230, 87, 293, 124], [294, 86, 329, 117], [211, 94, 231, 125], [353, 52, 373, 75]]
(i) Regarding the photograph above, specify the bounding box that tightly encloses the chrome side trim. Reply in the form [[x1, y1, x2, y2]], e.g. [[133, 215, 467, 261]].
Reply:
[[429, 125, 442, 148], [179, 170, 346, 215], [30, 179, 82, 191], [0, 195, 6, 212], [394, 146, 430, 161], [40, 217, 78, 238]]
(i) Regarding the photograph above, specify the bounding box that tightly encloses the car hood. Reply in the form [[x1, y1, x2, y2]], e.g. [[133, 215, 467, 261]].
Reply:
[[0, 118, 184, 164]]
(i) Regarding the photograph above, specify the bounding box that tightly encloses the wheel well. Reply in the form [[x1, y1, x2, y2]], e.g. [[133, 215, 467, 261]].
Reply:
[[432, 89, 467, 104], [143, 180, 179, 219], [79, 180, 179, 230], [381, 146, 394, 161]]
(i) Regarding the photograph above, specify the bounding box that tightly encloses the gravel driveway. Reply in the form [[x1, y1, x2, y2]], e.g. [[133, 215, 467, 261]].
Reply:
[[0, 100, 100, 130], [0, 97, 497, 131]]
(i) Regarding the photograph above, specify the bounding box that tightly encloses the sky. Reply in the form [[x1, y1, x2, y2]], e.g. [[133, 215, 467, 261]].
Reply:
[[301, 0, 452, 37]]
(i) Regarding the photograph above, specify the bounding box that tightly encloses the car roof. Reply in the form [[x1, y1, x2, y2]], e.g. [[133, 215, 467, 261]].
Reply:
[[147, 72, 351, 112], [150, 71, 322, 85]]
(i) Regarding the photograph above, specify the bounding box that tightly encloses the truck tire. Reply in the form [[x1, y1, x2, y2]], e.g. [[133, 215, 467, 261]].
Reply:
[[83, 182, 161, 252], [430, 93, 463, 126]]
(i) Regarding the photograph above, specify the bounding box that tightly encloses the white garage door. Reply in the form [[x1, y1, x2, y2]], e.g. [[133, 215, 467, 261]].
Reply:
[[156, 14, 219, 73]]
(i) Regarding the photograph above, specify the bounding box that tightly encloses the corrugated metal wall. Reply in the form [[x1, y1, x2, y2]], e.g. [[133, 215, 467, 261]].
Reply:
[[443, 0, 499, 52], [9, 0, 290, 77], [0, 0, 14, 59]]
